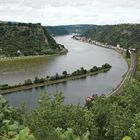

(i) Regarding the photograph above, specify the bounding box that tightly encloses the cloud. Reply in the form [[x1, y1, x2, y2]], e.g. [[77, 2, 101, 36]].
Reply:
[[0, 0, 140, 25]]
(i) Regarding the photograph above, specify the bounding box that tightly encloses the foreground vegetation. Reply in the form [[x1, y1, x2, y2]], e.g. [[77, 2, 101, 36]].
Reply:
[[26, 80, 140, 140], [135, 50, 140, 82], [0, 64, 111, 94], [0, 95, 35, 140], [1, 79, 140, 139]]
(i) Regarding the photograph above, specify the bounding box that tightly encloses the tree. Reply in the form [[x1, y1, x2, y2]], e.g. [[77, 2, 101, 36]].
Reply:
[[80, 67, 87, 74], [129, 112, 140, 139], [46, 76, 50, 80], [24, 79, 32, 85], [90, 66, 98, 72], [55, 73, 59, 80], [102, 63, 111, 69], [39, 78, 45, 83], [62, 71, 68, 77], [25, 93, 87, 139], [55, 127, 90, 140], [126, 49, 130, 58], [34, 76, 40, 84], [0, 95, 35, 140]]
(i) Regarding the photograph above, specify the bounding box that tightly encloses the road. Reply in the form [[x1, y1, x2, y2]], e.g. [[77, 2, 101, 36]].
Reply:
[[107, 52, 137, 97]]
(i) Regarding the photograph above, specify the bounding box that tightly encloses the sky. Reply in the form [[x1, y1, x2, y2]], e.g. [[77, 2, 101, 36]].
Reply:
[[0, 0, 140, 26]]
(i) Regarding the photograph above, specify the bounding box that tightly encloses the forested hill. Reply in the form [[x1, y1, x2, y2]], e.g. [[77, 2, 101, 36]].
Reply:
[[46, 24, 95, 36], [47, 26, 69, 36], [0, 22, 64, 57], [82, 24, 140, 49]]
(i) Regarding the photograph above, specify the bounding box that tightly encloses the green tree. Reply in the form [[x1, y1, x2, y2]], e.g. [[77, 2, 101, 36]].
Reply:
[[34, 76, 40, 84], [55, 73, 59, 80], [24, 79, 32, 85], [0, 95, 35, 140], [25, 92, 87, 139], [129, 112, 140, 139], [62, 71, 68, 77], [126, 49, 130, 58]]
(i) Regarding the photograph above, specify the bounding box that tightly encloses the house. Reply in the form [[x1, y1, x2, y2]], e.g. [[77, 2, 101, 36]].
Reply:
[[117, 44, 120, 49], [17, 50, 22, 55]]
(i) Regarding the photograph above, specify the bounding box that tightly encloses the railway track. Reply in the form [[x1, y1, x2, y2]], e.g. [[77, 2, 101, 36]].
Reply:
[[107, 52, 136, 97]]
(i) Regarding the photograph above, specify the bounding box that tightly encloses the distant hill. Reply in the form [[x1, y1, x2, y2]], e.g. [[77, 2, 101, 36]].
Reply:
[[82, 24, 140, 49], [46, 24, 96, 36], [47, 26, 69, 36], [0, 22, 65, 57]]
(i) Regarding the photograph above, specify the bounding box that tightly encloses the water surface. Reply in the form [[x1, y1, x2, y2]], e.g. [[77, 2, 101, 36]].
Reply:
[[2, 35, 128, 108]]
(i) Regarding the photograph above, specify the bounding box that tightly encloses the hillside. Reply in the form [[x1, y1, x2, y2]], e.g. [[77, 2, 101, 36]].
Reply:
[[83, 24, 140, 49], [47, 26, 69, 36], [0, 22, 65, 57], [47, 24, 95, 36]]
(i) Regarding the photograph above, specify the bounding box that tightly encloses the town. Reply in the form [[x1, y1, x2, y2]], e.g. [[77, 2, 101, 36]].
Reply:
[[72, 35, 136, 54]]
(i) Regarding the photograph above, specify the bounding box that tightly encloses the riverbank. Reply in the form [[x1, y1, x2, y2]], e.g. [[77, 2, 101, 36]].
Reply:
[[0, 46, 68, 62], [72, 35, 136, 97], [0, 67, 111, 95], [72, 35, 126, 55], [107, 52, 136, 97]]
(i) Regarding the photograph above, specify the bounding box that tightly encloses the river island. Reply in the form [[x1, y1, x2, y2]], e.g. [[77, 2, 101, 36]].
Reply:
[[0, 63, 111, 94]]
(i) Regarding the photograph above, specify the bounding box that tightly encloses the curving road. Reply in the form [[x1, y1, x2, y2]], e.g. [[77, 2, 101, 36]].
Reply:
[[107, 52, 137, 97]]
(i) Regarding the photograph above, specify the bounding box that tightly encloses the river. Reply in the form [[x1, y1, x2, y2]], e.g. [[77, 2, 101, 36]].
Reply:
[[2, 35, 128, 108]]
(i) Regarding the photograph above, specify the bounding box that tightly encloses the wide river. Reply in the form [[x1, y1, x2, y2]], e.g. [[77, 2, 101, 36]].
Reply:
[[2, 35, 128, 108]]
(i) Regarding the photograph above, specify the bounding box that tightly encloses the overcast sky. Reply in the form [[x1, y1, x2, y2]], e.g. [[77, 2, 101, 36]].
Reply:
[[0, 0, 140, 26]]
